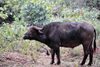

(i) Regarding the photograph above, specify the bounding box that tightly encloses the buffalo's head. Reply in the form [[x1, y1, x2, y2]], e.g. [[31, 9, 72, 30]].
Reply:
[[23, 26, 43, 40]]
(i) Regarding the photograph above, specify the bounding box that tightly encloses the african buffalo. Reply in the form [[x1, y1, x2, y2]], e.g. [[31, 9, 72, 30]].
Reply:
[[23, 22, 96, 66]]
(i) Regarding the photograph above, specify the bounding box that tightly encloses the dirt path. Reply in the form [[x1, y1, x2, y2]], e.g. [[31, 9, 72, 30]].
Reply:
[[0, 46, 100, 67], [0, 52, 80, 67]]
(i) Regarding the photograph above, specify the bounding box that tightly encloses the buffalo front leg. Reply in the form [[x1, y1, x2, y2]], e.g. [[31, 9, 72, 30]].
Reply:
[[50, 49, 55, 64], [55, 47, 60, 65], [55, 45, 60, 65]]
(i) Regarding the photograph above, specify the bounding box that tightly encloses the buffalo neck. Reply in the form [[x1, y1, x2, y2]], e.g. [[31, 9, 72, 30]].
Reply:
[[35, 35, 47, 44]]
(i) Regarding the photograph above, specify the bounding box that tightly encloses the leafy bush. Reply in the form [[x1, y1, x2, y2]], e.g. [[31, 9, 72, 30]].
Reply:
[[0, 24, 32, 53], [62, 8, 99, 18], [0, 0, 29, 24], [0, 23, 25, 51], [50, 8, 100, 37], [21, 2, 48, 26], [0, 23, 46, 61], [64, 0, 100, 10], [0, 2, 13, 24], [62, 8, 100, 35]]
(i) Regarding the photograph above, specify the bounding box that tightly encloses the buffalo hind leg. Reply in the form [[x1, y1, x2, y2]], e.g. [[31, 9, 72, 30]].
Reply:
[[81, 44, 89, 65], [81, 53, 88, 65], [88, 42, 93, 66]]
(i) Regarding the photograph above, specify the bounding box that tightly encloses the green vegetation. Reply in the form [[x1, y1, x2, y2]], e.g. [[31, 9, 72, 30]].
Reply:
[[50, 8, 100, 36], [0, 23, 40, 60], [21, 2, 48, 26]]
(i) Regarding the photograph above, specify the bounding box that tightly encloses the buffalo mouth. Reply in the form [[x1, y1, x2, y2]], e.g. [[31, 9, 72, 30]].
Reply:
[[23, 35, 28, 39], [23, 35, 33, 40]]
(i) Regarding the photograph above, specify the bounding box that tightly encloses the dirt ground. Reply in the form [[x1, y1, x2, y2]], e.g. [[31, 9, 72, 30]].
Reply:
[[0, 45, 100, 67]]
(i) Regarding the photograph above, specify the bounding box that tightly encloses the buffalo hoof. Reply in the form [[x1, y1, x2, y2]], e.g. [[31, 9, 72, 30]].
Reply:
[[50, 61, 54, 64], [88, 63, 92, 66], [55, 61, 60, 65], [80, 63, 84, 65]]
